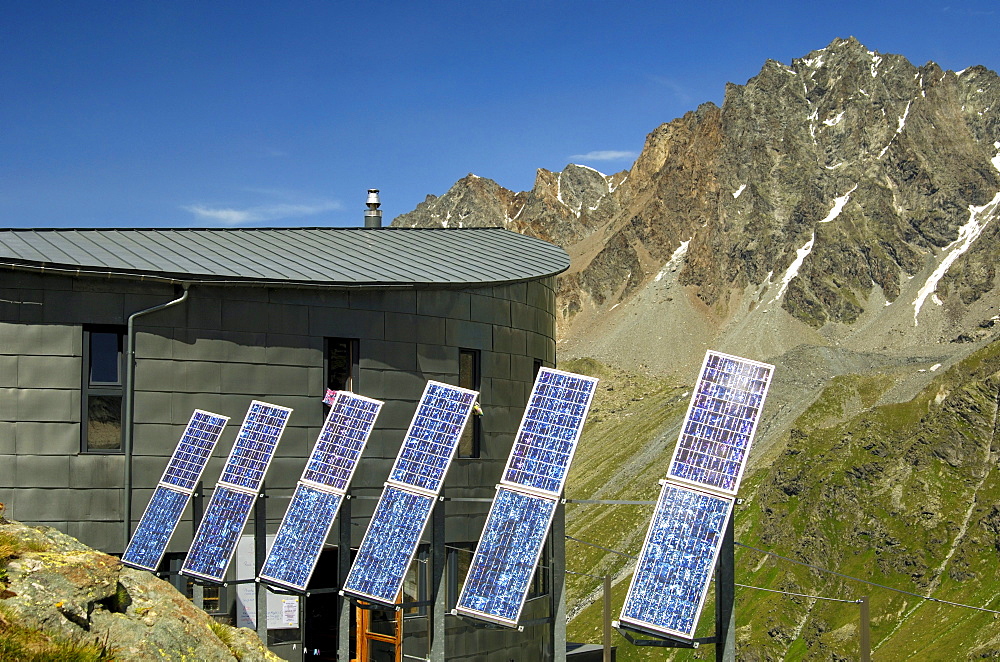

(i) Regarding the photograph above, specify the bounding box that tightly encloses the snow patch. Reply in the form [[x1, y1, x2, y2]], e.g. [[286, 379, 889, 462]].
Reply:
[[823, 111, 845, 127], [818, 185, 858, 223], [929, 363, 942, 372], [913, 191, 1000, 324], [655, 239, 691, 282], [802, 55, 824, 69], [869, 51, 882, 77], [572, 163, 608, 178], [878, 101, 913, 158], [825, 162, 844, 170], [992, 142, 1000, 173], [771, 233, 815, 303], [733, 184, 746, 199]]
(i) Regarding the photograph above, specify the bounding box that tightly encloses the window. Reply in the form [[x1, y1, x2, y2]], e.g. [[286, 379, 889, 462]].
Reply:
[[458, 349, 481, 458], [527, 538, 550, 599], [83, 326, 125, 452], [325, 338, 359, 402], [447, 543, 475, 609]]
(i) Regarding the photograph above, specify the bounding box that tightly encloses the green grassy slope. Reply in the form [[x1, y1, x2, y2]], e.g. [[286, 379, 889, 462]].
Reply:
[[563, 339, 1000, 660]]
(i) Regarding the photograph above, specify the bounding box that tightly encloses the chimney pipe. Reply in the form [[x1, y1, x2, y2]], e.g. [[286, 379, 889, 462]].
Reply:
[[364, 189, 382, 228]]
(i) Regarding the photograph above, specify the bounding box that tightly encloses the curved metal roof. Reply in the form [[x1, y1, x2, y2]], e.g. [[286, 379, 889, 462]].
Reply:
[[0, 227, 569, 287]]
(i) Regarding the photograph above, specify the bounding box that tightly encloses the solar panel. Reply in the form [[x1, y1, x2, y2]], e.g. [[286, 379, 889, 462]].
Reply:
[[122, 485, 190, 571], [160, 410, 230, 492], [454, 488, 557, 627], [122, 409, 230, 571], [500, 368, 599, 497], [387, 381, 478, 495], [666, 351, 774, 495], [258, 392, 383, 591], [182, 485, 258, 582], [619, 482, 734, 641], [258, 484, 344, 591], [182, 401, 291, 582], [342, 485, 435, 606], [301, 392, 383, 491], [217, 401, 292, 493]]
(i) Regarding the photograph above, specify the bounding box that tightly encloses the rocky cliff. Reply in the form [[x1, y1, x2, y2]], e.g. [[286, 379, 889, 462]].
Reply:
[[394, 37, 1000, 372]]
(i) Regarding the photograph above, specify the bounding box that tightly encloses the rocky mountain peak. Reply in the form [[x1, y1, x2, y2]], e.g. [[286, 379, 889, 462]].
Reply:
[[394, 38, 1000, 375]]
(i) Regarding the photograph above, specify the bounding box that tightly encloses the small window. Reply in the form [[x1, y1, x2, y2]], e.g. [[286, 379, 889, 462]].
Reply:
[[527, 538, 550, 599], [458, 349, 481, 458], [533, 358, 544, 379], [447, 543, 476, 609], [83, 326, 125, 452], [326, 338, 359, 394]]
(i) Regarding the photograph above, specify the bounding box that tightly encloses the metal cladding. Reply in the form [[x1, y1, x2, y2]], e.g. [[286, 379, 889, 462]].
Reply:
[[343, 381, 478, 606], [122, 410, 229, 571], [259, 392, 383, 591], [620, 350, 774, 642], [182, 401, 291, 583], [456, 367, 598, 627]]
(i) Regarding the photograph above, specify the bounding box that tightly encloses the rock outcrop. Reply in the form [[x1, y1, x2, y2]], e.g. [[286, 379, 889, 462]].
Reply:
[[0, 518, 280, 662]]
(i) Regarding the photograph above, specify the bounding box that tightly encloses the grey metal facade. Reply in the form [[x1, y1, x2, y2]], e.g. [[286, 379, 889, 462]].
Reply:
[[0, 233, 564, 660]]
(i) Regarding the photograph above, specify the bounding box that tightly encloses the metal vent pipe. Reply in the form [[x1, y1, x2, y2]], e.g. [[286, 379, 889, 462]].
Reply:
[[364, 189, 382, 228]]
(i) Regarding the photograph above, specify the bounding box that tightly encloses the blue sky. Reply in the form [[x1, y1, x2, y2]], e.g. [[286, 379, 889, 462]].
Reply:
[[2, 1, 998, 229]]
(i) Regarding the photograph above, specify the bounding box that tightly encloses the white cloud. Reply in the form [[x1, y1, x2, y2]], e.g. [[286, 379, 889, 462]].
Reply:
[[568, 150, 639, 162], [182, 201, 342, 225]]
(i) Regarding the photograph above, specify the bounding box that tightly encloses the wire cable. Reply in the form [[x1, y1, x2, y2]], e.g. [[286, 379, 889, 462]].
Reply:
[[566, 533, 1000, 614], [737, 541, 1000, 615], [734, 583, 860, 604]]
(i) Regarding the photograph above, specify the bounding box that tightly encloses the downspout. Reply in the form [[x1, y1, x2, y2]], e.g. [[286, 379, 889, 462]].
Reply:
[[122, 284, 190, 552]]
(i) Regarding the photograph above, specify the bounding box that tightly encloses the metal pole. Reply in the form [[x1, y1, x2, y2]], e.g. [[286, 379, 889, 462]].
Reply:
[[603, 574, 612, 662], [552, 501, 567, 662], [715, 513, 735, 662], [255, 484, 268, 647], [859, 596, 870, 662], [192, 482, 205, 609], [429, 498, 446, 662], [338, 497, 352, 662]]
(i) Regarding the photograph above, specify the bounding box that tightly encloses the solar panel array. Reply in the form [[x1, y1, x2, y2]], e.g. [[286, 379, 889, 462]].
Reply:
[[620, 350, 774, 642], [342, 485, 436, 604], [456, 368, 598, 627], [183, 485, 258, 581], [218, 401, 293, 493], [455, 488, 557, 626], [343, 381, 477, 606], [122, 410, 229, 571], [258, 484, 344, 590], [501, 368, 599, 497], [259, 392, 383, 591], [666, 351, 774, 495], [182, 401, 291, 582], [387, 381, 478, 495], [619, 482, 734, 640]]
